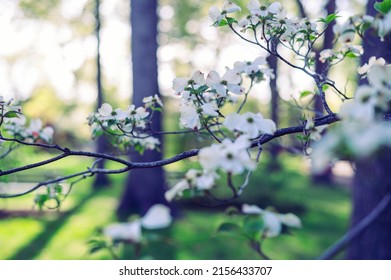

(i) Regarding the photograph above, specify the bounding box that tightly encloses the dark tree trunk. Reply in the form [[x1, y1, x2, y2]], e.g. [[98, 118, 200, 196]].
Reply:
[[347, 0, 391, 259], [311, 0, 336, 184], [267, 54, 280, 170], [116, 0, 167, 220], [93, 0, 110, 188], [347, 152, 391, 259]]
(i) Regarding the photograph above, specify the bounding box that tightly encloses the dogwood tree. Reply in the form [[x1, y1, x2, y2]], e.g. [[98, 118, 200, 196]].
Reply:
[[1, 0, 391, 259]]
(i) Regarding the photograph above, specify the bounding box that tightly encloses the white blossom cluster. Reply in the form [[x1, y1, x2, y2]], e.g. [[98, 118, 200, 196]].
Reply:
[[320, 12, 391, 63], [174, 57, 274, 131], [166, 57, 277, 201], [312, 60, 391, 172], [88, 94, 163, 152], [242, 204, 301, 238], [0, 96, 54, 143], [103, 204, 172, 243], [210, 1, 319, 53]]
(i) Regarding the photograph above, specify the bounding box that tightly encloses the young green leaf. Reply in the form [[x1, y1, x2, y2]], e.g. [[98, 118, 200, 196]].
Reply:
[[300, 90, 313, 99], [374, 0, 391, 14], [325, 13, 340, 24], [217, 222, 241, 233], [3, 111, 21, 119]]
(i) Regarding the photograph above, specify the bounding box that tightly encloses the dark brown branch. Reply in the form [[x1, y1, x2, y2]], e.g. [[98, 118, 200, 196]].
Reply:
[[0, 153, 70, 176], [0, 167, 130, 198], [1, 114, 339, 179], [254, 114, 339, 147]]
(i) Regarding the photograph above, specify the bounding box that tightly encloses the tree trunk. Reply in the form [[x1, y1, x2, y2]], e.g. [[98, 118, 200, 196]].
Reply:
[[346, 0, 391, 259], [93, 0, 110, 188], [347, 152, 391, 259], [267, 54, 280, 171], [116, 0, 167, 220], [311, 0, 335, 184]]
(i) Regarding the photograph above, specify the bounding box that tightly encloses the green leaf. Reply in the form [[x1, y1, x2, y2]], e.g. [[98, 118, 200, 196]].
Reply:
[[196, 85, 209, 92], [218, 19, 228, 27], [322, 84, 329, 91], [243, 216, 264, 234], [89, 246, 104, 254], [217, 223, 241, 233], [151, 106, 162, 112], [3, 111, 21, 119], [300, 90, 313, 98], [54, 184, 63, 194], [359, 22, 372, 34], [134, 143, 145, 155], [374, 0, 391, 14], [226, 17, 237, 25], [325, 13, 340, 24], [296, 134, 310, 142], [181, 189, 204, 199], [345, 51, 357, 58]]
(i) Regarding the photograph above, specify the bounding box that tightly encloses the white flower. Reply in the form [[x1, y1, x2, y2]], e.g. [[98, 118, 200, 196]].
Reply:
[[134, 106, 149, 120], [299, 18, 317, 32], [28, 119, 43, 132], [114, 108, 128, 121], [104, 220, 142, 242], [234, 57, 267, 75], [25, 119, 45, 139], [180, 103, 201, 130], [339, 100, 375, 124], [209, 1, 241, 24], [185, 169, 218, 190], [98, 103, 113, 117], [333, 22, 355, 44], [278, 213, 302, 228], [133, 136, 160, 150], [199, 135, 256, 174], [198, 144, 223, 171], [143, 94, 163, 107], [238, 18, 249, 32], [141, 204, 172, 230], [341, 45, 363, 57], [40, 126, 54, 142], [165, 179, 190, 202], [247, 0, 281, 17], [173, 71, 206, 97], [367, 65, 391, 98], [263, 211, 282, 237], [373, 11, 391, 40], [357, 56, 386, 76], [173, 77, 189, 95], [319, 49, 334, 63], [310, 130, 340, 173], [224, 112, 276, 138], [206, 69, 244, 97], [305, 116, 327, 141], [201, 102, 219, 117], [242, 204, 263, 214], [242, 204, 301, 237]]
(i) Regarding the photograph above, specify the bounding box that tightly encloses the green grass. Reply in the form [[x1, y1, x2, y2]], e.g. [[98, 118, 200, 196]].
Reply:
[[0, 151, 351, 260]]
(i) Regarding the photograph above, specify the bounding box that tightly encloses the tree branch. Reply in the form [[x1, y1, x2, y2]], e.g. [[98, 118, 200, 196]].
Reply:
[[0, 114, 339, 180], [318, 193, 391, 260], [0, 166, 130, 198]]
